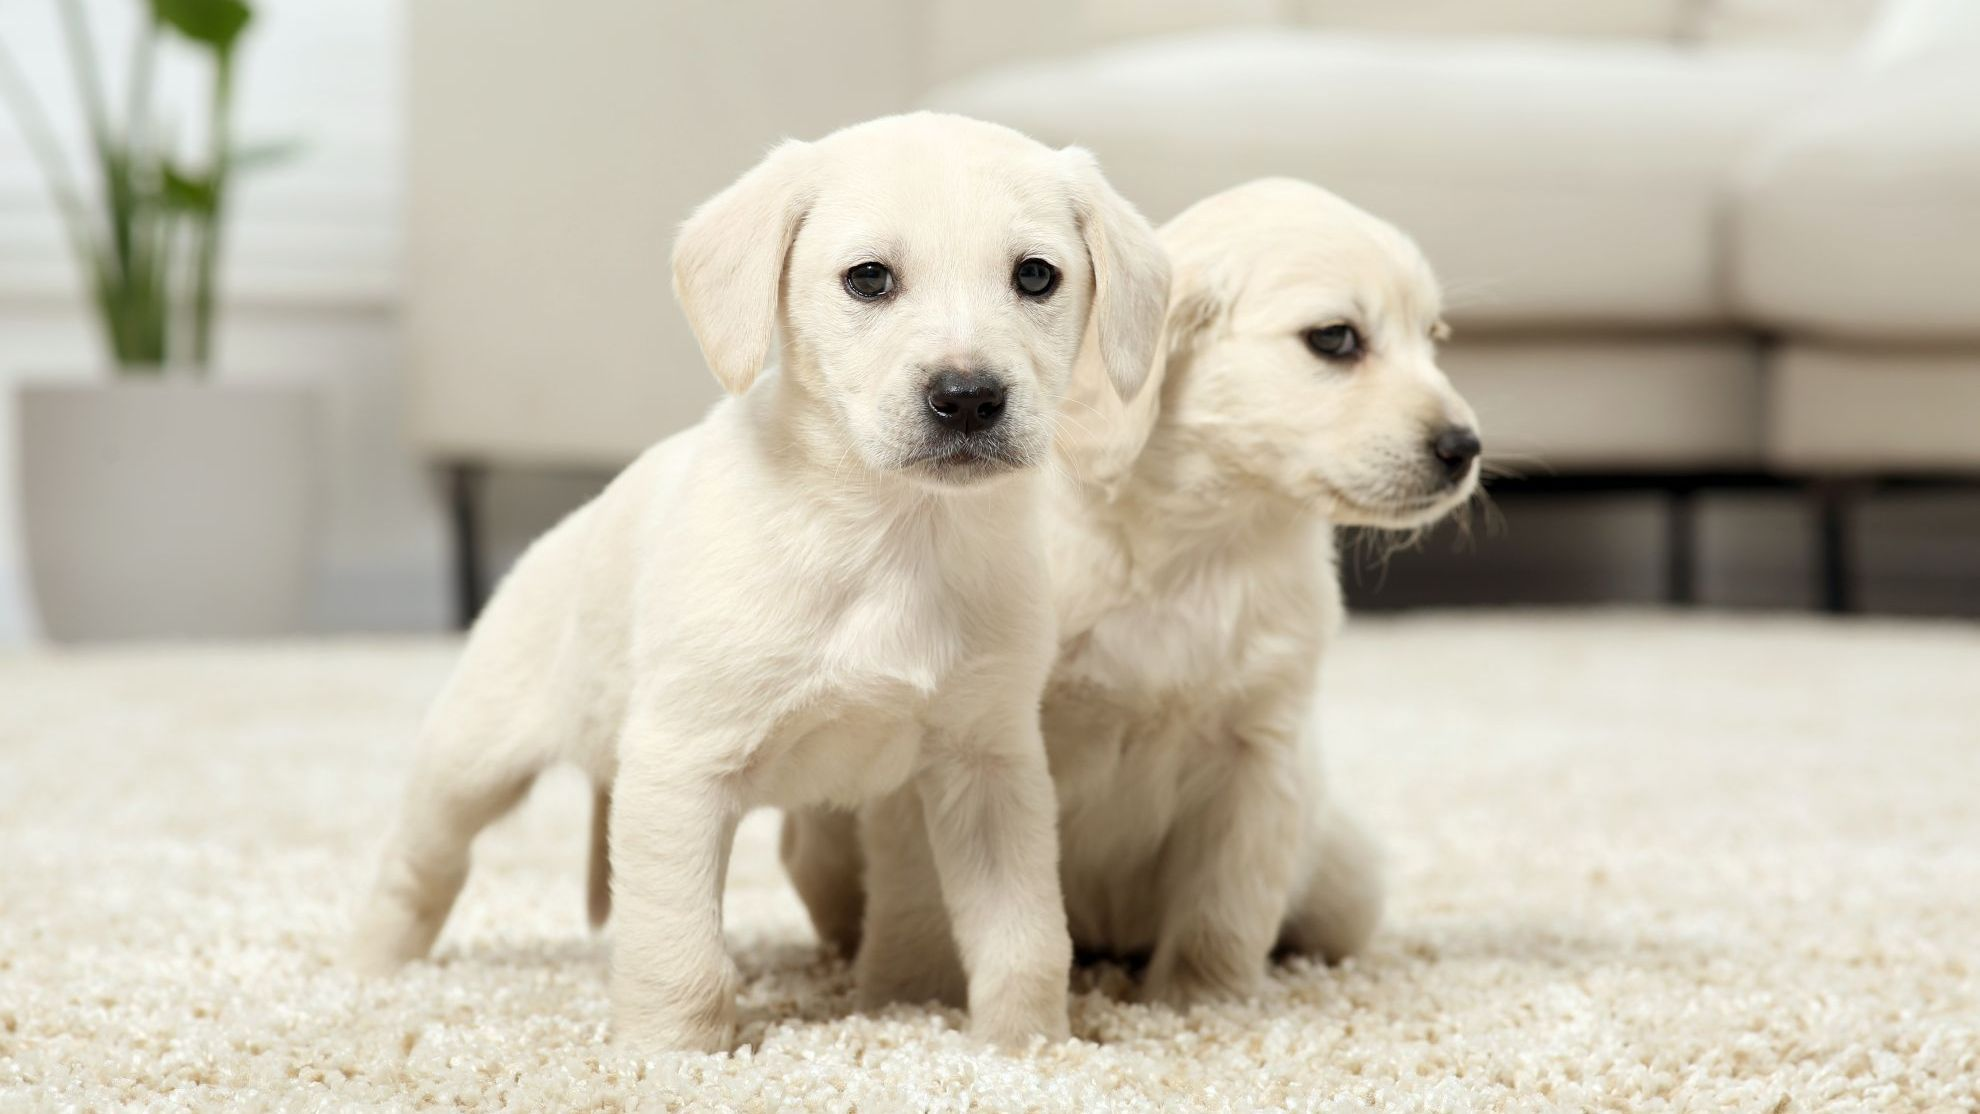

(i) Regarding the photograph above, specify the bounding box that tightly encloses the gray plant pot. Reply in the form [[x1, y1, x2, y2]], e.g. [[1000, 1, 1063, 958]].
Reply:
[[17, 376, 318, 641]]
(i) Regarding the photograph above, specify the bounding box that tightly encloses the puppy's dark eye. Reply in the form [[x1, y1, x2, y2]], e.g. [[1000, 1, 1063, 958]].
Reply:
[[845, 262, 894, 300], [1013, 257, 1059, 298], [1304, 324, 1363, 361]]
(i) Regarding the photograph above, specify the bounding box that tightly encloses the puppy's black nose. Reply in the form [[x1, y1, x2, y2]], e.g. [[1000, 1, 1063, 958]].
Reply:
[[1432, 426, 1481, 482], [926, 372, 1007, 434]]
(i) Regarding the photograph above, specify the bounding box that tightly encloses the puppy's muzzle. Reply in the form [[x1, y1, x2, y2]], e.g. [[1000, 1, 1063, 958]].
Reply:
[[905, 368, 1029, 482]]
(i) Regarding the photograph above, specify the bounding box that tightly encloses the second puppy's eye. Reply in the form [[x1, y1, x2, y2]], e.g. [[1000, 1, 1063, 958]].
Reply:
[[1014, 257, 1059, 297], [1304, 324, 1363, 362], [845, 262, 895, 300]]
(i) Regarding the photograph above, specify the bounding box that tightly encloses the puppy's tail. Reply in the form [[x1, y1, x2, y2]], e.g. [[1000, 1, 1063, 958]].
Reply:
[[586, 786, 612, 929], [1280, 801, 1385, 962]]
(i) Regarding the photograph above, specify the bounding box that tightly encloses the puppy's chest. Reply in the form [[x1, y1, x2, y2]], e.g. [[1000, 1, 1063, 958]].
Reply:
[[1059, 582, 1253, 705], [751, 703, 923, 809], [815, 573, 968, 699], [1046, 573, 1315, 799], [748, 574, 978, 809]]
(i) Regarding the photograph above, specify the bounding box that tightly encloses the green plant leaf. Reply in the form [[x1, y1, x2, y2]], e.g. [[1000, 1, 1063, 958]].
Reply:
[[161, 164, 217, 214], [232, 137, 301, 173], [151, 0, 251, 54]]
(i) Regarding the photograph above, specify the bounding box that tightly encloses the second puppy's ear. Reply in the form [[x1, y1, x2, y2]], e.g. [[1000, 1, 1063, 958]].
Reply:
[[672, 140, 813, 395], [1056, 315, 1166, 498], [1056, 244, 1230, 498], [1163, 275, 1225, 360], [1063, 147, 1170, 403]]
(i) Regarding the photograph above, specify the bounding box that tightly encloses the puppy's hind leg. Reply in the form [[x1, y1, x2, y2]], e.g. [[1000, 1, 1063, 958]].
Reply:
[[852, 789, 965, 1008], [587, 785, 613, 929], [779, 807, 866, 956], [350, 684, 554, 973], [1278, 800, 1384, 963]]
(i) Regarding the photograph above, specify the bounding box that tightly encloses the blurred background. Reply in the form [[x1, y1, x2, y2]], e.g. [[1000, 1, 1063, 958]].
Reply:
[[2, 0, 1976, 646]]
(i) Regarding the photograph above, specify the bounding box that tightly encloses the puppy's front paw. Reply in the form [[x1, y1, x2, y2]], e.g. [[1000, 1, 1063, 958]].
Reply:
[[967, 1009, 1071, 1054], [965, 974, 1071, 1053], [610, 961, 742, 1055], [611, 1003, 739, 1056], [347, 897, 443, 975], [1141, 952, 1262, 1009]]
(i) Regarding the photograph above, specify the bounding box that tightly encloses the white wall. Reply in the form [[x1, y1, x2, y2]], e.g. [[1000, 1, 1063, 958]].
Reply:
[[1, 0, 400, 298], [0, 0, 441, 644]]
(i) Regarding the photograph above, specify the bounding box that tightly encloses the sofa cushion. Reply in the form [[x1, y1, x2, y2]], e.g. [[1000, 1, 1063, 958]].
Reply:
[[922, 0, 1684, 88], [1082, 0, 1283, 40], [1689, 0, 1884, 50], [927, 30, 1828, 330], [1732, 60, 1980, 343], [1861, 0, 1980, 67], [1444, 337, 1765, 468], [1296, 0, 1682, 40], [1768, 345, 1980, 469]]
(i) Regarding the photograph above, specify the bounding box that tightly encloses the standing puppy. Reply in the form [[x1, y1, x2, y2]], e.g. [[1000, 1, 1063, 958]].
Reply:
[[350, 113, 1169, 1053], [784, 178, 1481, 1008]]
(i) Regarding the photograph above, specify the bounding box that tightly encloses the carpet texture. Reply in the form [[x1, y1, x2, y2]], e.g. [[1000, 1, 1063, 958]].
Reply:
[[2, 612, 1977, 1112]]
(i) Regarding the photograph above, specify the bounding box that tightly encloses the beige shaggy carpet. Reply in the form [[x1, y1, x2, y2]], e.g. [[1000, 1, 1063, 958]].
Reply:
[[2, 612, 1978, 1112]]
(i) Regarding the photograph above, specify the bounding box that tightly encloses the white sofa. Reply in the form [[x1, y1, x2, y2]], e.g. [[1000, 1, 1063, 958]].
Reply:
[[405, 0, 1980, 612]]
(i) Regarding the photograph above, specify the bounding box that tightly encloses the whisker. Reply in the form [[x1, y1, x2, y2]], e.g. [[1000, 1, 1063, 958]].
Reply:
[[1478, 486, 1508, 537], [1479, 452, 1551, 483], [1048, 409, 1100, 444], [1446, 501, 1476, 553], [1058, 395, 1110, 423]]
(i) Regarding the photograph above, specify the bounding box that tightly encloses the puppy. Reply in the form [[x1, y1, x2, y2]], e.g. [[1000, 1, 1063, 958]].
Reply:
[[350, 113, 1170, 1053], [782, 178, 1481, 1007]]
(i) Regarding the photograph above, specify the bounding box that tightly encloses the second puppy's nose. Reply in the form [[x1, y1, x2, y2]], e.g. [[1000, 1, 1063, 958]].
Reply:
[[1432, 426, 1481, 482], [926, 372, 1007, 434]]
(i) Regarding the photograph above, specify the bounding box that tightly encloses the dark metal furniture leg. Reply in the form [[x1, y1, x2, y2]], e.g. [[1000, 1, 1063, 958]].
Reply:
[[1814, 480, 1858, 615], [1665, 486, 1698, 606], [448, 462, 487, 629]]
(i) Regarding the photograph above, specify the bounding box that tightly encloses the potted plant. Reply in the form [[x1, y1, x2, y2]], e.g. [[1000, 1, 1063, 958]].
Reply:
[[1, 0, 315, 640]]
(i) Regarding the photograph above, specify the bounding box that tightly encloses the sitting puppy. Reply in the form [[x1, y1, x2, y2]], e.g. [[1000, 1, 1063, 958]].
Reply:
[[782, 178, 1482, 1008], [350, 113, 1170, 1052]]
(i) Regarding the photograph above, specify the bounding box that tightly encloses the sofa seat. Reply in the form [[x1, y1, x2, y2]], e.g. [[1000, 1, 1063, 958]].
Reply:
[[1445, 336, 1764, 469], [927, 29, 1830, 332], [1733, 60, 1980, 344], [1769, 345, 1980, 469]]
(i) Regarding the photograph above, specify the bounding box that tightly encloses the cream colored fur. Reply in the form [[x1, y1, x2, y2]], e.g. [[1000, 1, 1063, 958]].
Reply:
[[783, 179, 1480, 1007], [349, 113, 1169, 1053]]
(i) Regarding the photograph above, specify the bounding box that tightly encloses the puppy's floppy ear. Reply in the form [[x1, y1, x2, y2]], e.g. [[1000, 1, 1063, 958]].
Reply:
[[1056, 316, 1167, 497], [1062, 147, 1170, 403], [1056, 240, 1230, 498], [1164, 273, 1225, 359], [672, 140, 813, 395]]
